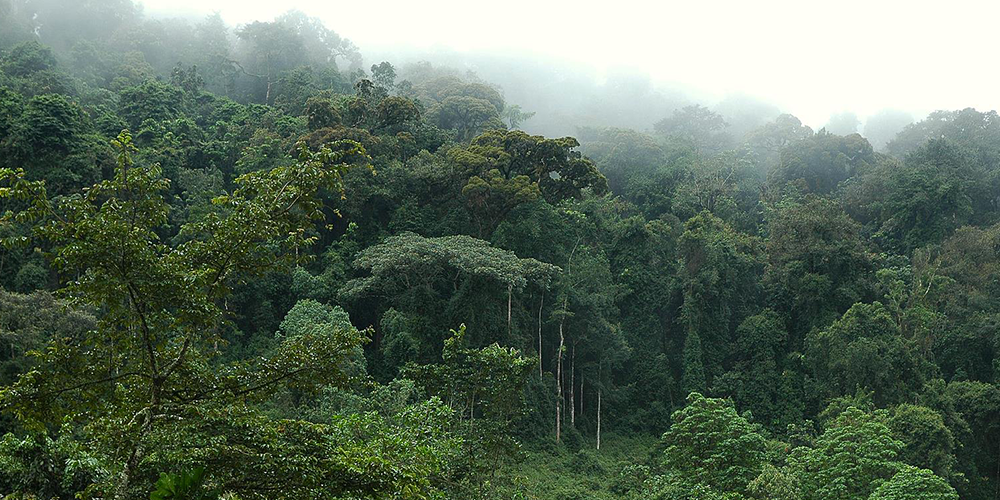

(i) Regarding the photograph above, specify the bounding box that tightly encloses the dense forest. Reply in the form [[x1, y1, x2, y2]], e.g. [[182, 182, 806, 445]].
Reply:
[[1, 1, 1000, 499]]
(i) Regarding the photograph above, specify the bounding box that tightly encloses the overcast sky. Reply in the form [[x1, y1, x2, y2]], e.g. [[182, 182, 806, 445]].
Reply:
[[139, 0, 1000, 128]]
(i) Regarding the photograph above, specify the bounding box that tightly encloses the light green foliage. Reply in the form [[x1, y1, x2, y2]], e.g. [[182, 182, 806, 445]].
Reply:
[[742, 114, 813, 169], [847, 139, 980, 252], [655, 105, 733, 154], [278, 298, 367, 377], [343, 232, 558, 351], [0, 132, 372, 497], [868, 466, 958, 500], [345, 232, 557, 298], [789, 407, 902, 500], [942, 380, 1000, 499], [0, 425, 103, 498], [747, 464, 801, 500], [406, 324, 533, 498], [887, 108, 1000, 163], [661, 393, 767, 496], [150, 468, 220, 500], [771, 130, 874, 194]]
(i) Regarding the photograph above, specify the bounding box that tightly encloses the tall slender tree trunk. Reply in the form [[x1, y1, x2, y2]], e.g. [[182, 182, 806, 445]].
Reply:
[[507, 283, 512, 337], [570, 343, 575, 427], [597, 388, 602, 451], [556, 305, 565, 443], [556, 238, 580, 444], [264, 57, 273, 105], [538, 294, 544, 378], [580, 376, 585, 417]]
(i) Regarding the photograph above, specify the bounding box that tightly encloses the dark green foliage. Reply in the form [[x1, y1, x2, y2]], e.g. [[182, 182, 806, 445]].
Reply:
[[1, 92, 110, 194], [717, 310, 793, 430], [681, 329, 706, 394], [120, 80, 184, 128], [677, 211, 762, 382], [888, 404, 956, 479], [765, 196, 872, 336], [806, 302, 925, 406], [454, 129, 609, 204], [853, 140, 979, 252], [3, 4, 1000, 499], [1, 41, 56, 77]]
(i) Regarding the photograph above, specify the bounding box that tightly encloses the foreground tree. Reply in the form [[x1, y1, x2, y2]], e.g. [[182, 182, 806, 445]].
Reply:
[[406, 324, 533, 498], [0, 132, 455, 498], [868, 465, 958, 500], [660, 393, 767, 496], [790, 408, 894, 499]]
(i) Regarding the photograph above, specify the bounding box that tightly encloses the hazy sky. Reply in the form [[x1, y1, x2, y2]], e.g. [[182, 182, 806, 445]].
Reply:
[[140, 0, 1000, 128]]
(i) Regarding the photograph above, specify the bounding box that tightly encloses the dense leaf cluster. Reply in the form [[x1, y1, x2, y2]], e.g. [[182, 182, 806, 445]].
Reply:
[[2, 2, 1000, 500]]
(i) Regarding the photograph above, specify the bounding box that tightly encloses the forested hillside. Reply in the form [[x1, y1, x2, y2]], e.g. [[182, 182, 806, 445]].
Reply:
[[2, 2, 1000, 499]]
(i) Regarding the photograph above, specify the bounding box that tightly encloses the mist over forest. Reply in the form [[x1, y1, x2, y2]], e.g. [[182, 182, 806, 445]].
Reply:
[[2, 1, 1000, 499]]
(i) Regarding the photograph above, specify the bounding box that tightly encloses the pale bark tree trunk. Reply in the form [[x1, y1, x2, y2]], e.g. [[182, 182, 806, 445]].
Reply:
[[580, 375, 585, 417], [507, 283, 512, 337], [570, 343, 575, 427], [597, 388, 602, 451], [556, 314, 564, 443], [264, 56, 273, 105], [538, 294, 544, 378], [556, 238, 580, 444]]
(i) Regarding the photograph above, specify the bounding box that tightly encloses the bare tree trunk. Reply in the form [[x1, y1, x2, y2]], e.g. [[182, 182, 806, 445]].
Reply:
[[597, 388, 602, 451], [556, 239, 580, 444], [570, 343, 575, 427], [556, 308, 565, 443], [580, 375, 585, 417], [538, 294, 544, 378], [264, 56, 273, 105], [507, 283, 512, 337]]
